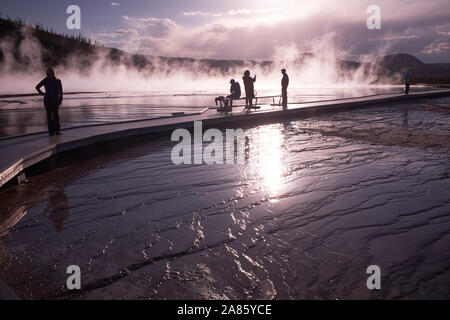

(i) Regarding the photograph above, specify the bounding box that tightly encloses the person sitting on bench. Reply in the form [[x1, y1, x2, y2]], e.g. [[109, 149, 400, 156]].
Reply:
[[215, 79, 241, 111], [228, 79, 241, 106]]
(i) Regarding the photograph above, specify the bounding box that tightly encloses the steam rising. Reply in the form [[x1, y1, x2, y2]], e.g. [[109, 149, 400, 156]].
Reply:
[[0, 27, 389, 95]]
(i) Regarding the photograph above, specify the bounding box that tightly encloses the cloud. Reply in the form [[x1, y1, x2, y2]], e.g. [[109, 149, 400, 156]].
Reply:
[[96, 16, 180, 55], [227, 9, 253, 16], [110, 2, 120, 6], [183, 7, 281, 18], [435, 26, 450, 36], [422, 41, 450, 54], [382, 35, 417, 41], [96, 0, 450, 62], [227, 8, 281, 16], [183, 11, 223, 17], [97, 28, 139, 39], [134, 17, 179, 38], [208, 24, 228, 34]]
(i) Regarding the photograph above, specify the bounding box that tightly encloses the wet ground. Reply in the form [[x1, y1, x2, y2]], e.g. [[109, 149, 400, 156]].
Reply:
[[0, 86, 427, 137], [0, 96, 449, 299]]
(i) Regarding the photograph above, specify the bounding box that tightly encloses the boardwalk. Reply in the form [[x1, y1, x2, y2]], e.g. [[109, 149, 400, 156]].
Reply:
[[1, 89, 449, 188]]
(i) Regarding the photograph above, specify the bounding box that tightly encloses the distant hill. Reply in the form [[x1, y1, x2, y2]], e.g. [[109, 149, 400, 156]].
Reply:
[[0, 17, 96, 71], [1, 17, 449, 84], [376, 53, 450, 84], [0, 17, 272, 76]]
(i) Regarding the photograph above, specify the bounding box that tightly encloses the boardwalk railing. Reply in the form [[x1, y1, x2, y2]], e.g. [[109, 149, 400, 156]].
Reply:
[[217, 95, 282, 111]]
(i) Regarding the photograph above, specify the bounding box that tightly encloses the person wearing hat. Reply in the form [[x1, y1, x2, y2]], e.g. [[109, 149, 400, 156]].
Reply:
[[242, 70, 256, 109], [281, 68, 289, 109]]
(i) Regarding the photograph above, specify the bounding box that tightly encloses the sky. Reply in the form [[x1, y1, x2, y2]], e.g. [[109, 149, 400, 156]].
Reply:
[[1, 0, 449, 63]]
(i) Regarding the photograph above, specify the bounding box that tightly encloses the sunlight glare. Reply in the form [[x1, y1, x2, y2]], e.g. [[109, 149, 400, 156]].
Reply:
[[253, 125, 285, 196]]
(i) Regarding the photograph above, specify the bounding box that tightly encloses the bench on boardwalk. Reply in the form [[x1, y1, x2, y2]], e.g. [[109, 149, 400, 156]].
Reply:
[[216, 95, 282, 112]]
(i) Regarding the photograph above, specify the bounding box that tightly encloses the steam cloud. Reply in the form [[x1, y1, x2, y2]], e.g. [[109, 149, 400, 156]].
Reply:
[[0, 26, 390, 95]]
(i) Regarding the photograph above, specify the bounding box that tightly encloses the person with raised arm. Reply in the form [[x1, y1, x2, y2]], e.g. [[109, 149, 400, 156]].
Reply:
[[242, 70, 256, 109]]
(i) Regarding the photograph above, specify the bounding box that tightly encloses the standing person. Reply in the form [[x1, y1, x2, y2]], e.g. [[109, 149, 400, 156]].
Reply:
[[36, 67, 63, 136], [242, 70, 256, 109], [281, 68, 289, 109], [403, 72, 412, 95]]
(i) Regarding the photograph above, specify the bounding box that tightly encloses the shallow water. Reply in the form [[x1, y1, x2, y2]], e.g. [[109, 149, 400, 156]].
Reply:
[[0, 97, 449, 299], [0, 86, 430, 137]]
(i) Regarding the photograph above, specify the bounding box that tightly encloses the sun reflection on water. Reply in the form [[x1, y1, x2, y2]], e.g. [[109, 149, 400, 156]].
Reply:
[[247, 124, 286, 196]]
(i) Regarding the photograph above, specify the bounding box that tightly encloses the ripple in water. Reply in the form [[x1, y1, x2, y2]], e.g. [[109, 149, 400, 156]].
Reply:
[[0, 98, 449, 299]]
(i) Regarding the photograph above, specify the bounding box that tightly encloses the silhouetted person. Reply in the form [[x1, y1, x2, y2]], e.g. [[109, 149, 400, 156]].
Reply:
[[215, 96, 226, 106], [215, 79, 241, 112], [228, 79, 241, 106], [44, 190, 69, 232], [403, 72, 412, 95], [242, 70, 256, 109], [281, 68, 289, 109], [36, 67, 63, 136]]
